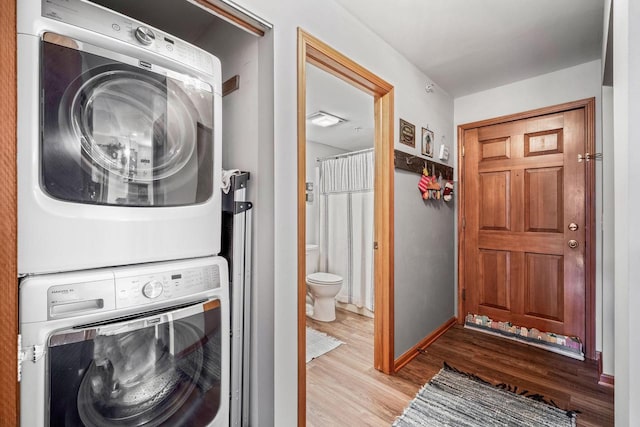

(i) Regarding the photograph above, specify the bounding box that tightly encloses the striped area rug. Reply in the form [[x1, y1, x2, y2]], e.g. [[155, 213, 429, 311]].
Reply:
[[393, 364, 577, 427]]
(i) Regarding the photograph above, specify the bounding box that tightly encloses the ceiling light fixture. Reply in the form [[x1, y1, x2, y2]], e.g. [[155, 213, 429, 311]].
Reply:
[[307, 111, 347, 127]]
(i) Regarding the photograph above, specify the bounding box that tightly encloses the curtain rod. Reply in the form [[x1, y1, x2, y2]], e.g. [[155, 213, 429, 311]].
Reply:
[[316, 147, 374, 162]]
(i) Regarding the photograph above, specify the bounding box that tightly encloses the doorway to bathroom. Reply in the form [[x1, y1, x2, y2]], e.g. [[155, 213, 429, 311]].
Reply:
[[297, 29, 395, 426]]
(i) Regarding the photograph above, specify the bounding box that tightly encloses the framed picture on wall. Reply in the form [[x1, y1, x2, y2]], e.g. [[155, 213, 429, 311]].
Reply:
[[422, 127, 434, 157], [399, 119, 415, 148]]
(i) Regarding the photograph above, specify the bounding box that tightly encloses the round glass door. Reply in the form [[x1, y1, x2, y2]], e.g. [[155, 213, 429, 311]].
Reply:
[[48, 300, 223, 426], [42, 38, 215, 207], [68, 70, 196, 182], [77, 322, 206, 426]]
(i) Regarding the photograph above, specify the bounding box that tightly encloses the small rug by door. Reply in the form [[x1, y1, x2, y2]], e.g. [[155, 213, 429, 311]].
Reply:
[[306, 327, 344, 363], [393, 364, 577, 427]]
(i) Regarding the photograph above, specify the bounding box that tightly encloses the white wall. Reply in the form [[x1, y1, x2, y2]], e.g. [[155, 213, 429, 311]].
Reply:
[[453, 59, 608, 368], [601, 86, 615, 377], [197, 25, 276, 425], [454, 60, 602, 125], [613, 0, 640, 424], [305, 141, 347, 245], [228, 1, 455, 424]]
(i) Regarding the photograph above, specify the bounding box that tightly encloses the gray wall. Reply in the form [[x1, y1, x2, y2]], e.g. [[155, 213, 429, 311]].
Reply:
[[394, 169, 456, 357], [197, 25, 276, 427]]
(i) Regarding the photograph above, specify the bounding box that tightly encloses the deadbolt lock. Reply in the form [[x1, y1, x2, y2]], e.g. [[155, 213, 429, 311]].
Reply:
[[568, 240, 579, 249], [568, 223, 579, 231]]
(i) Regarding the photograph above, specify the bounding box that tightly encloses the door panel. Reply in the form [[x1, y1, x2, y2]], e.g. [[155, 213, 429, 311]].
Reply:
[[524, 252, 564, 321], [479, 249, 510, 310], [524, 167, 563, 232], [463, 108, 586, 341], [479, 172, 510, 230], [481, 137, 511, 160], [525, 129, 563, 156]]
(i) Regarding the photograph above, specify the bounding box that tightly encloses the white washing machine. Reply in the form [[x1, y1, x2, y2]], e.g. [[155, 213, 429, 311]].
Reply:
[[17, 0, 223, 275], [19, 256, 230, 426]]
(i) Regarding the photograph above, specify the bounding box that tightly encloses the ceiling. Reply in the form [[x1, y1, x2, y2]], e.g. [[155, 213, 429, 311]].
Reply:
[[306, 64, 374, 151], [333, 0, 605, 97]]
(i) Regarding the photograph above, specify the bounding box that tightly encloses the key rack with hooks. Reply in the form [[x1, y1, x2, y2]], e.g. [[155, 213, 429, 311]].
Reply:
[[393, 149, 454, 180]]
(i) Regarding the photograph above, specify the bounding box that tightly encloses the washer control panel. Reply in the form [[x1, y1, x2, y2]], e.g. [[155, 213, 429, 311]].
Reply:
[[41, 0, 215, 75], [115, 263, 221, 309], [34, 257, 225, 322]]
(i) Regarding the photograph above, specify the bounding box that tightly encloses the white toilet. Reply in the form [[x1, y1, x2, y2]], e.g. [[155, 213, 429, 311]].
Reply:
[[305, 244, 343, 322]]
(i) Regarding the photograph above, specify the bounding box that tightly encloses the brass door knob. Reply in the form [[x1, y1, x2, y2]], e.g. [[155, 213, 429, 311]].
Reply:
[[568, 223, 579, 231], [568, 240, 579, 249]]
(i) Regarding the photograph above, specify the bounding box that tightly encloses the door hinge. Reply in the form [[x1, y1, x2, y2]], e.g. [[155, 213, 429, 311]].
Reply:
[[462, 289, 466, 301], [462, 143, 465, 157], [18, 334, 46, 383], [373, 241, 379, 250], [462, 218, 466, 229], [17, 334, 23, 382], [577, 152, 602, 162]]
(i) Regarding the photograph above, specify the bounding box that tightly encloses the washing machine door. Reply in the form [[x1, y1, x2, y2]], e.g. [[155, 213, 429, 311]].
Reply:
[[47, 299, 225, 426], [41, 33, 214, 207]]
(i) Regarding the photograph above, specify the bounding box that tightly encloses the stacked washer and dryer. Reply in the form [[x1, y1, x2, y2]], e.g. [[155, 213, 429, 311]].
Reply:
[[17, 0, 230, 425]]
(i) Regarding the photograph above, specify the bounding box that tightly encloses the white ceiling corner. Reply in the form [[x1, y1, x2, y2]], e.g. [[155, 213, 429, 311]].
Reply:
[[332, 0, 605, 97]]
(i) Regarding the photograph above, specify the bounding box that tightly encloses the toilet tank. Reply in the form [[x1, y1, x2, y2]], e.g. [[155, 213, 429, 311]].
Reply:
[[305, 244, 319, 275]]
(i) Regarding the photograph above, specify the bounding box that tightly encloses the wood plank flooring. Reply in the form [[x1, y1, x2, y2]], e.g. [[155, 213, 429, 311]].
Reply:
[[306, 309, 614, 427]]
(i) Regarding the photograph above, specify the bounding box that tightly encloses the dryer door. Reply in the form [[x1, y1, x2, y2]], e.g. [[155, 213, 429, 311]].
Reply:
[[41, 33, 214, 207], [47, 299, 226, 427]]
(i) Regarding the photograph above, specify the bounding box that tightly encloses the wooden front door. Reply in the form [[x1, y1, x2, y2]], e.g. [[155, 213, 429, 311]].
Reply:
[[461, 105, 590, 343]]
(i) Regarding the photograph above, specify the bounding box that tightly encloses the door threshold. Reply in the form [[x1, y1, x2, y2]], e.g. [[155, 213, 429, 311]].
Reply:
[[464, 316, 584, 361]]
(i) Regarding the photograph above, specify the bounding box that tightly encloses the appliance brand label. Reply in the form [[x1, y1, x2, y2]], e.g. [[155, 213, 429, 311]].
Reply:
[[48, 287, 79, 303]]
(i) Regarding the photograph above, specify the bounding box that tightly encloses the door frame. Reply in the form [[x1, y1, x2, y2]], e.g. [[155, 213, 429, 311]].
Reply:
[[0, 1, 19, 425], [457, 97, 596, 360], [297, 28, 395, 425]]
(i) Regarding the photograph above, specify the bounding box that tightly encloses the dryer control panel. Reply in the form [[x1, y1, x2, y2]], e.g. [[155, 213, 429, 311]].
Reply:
[[41, 0, 216, 75]]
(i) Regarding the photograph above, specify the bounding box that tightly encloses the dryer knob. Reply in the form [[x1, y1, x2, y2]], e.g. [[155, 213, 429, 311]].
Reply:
[[135, 26, 156, 46], [142, 280, 163, 299]]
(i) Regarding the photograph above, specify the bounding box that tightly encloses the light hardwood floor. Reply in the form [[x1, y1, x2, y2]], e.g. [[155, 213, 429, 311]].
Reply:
[[306, 309, 614, 427]]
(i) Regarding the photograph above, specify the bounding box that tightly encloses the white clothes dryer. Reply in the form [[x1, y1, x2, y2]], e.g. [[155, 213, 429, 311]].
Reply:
[[19, 256, 230, 427], [17, 0, 223, 274]]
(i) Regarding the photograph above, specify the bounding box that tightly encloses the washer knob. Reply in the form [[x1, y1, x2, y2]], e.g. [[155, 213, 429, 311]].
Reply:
[[142, 280, 163, 299], [135, 26, 155, 46]]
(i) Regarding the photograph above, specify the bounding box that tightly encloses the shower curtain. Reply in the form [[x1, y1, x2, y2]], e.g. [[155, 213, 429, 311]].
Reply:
[[318, 150, 374, 312]]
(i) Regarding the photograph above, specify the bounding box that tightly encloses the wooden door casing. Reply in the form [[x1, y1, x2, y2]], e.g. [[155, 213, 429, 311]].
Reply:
[[461, 104, 592, 347], [0, 1, 19, 425], [297, 29, 395, 427]]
